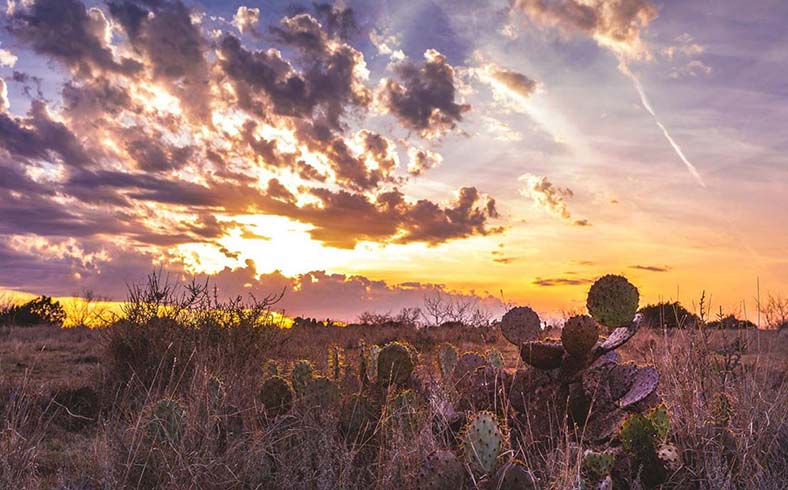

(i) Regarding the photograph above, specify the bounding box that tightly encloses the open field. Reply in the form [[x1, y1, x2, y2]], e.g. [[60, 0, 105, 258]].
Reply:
[[0, 322, 786, 490]]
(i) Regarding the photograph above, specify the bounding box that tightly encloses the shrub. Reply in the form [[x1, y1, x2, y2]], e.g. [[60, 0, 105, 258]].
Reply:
[[0, 296, 66, 326]]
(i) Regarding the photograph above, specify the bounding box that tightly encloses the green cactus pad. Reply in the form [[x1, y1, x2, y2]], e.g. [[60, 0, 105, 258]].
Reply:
[[586, 275, 639, 328], [302, 375, 339, 408], [648, 405, 670, 440], [620, 413, 657, 457], [378, 341, 415, 386], [452, 352, 486, 381], [562, 315, 600, 357], [258, 375, 294, 417], [520, 339, 565, 370], [416, 449, 466, 490], [582, 450, 615, 479], [291, 359, 315, 395], [617, 366, 659, 408], [146, 399, 186, 445], [486, 347, 505, 369], [339, 394, 378, 444], [462, 411, 504, 475], [438, 343, 459, 378], [500, 306, 541, 345], [493, 460, 536, 490]]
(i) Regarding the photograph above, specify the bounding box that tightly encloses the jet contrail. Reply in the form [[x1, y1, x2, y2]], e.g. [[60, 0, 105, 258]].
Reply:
[[619, 62, 706, 188]]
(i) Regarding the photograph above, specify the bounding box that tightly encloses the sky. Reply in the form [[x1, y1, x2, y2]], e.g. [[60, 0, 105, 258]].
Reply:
[[0, 0, 785, 321]]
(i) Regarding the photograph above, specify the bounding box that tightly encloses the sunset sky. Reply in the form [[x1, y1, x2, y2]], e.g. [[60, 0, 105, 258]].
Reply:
[[0, 0, 785, 321]]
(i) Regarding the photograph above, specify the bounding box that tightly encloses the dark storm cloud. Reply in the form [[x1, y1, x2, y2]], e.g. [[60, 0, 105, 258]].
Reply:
[[0, 100, 93, 167], [380, 50, 470, 137], [6, 0, 142, 75], [62, 78, 133, 121]]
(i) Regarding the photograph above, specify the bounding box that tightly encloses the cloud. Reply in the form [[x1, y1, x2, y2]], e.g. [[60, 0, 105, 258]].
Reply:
[[378, 49, 471, 138], [407, 146, 443, 176], [233, 6, 260, 35], [533, 276, 592, 287], [489, 66, 538, 98], [0, 78, 8, 112], [0, 47, 17, 67], [519, 174, 589, 225], [629, 265, 671, 272], [0, 0, 502, 299], [513, 0, 658, 60], [7, 0, 141, 75]]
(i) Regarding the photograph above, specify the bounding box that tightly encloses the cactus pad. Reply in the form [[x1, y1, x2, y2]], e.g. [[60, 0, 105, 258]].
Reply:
[[453, 352, 486, 381], [327, 344, 345, 380], [582, 450, 615, 479], [368, 344, 381, 382], [657, 443, 681, 472], [262, 359, 280, 378], [597, 321, 640, 354], [561, 315, 600, 357], [302, 375, 339, 408], [339, 394, 378, 443], [520, 339, 565, 370], [258, 375, 294, 417], [586, 275, 639, 328], [291, 359, 315, 395], [438, 343, 459, 378], [493, 460, 536, 490], [146, 399, 186, 445], [378, 341, 415, 386], [417, 449, 466, 490], [486, 347, 505, 369], [462, 411, 504, 475], [617, 366, 659, 408], [500, 306, 541, 345], [649, 405, 671, 440], [607, 362, 638, 400]]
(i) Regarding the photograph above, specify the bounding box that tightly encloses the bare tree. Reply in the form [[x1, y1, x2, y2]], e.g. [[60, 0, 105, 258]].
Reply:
[[759, 293, 788, 330], [66, 289, 115, 327]]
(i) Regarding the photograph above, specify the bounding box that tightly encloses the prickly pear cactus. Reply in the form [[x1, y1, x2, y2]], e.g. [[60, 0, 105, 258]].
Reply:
[[146, 399, 186, 445], [462, 411, 504, 475], [586, 275, 639, 328], [358, 340, 369, 386], [520, 339, 565, 370], [617, 366, 659, 408], [291, 359, 315, 395], [263, 359, 280, 378], [453, 352, 486, 381], [416, 449, 466, 490], [386, 389, 418, 435], [377, 341, 415, 386], [493, 460, 536, 490], [339, 394, 378, 444], [582, 450, 615, 481], [500, 306, 541, 345], [327, 344, 345, 381], [437, 343, 459, 378], [486, 347, 504, 369], [562, 315, 600, 357], [619, 405, 673, 487], [657, 443, 681, 472], [258, 375, 294, 417], [302, 375, 339, 408]]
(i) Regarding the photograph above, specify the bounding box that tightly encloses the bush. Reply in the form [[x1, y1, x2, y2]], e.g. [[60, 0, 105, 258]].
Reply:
[[639, 302, 699, 329], [0, 296, 66, 326]]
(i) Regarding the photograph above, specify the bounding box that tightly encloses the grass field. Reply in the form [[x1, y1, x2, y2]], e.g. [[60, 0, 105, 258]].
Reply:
[[0, 320, 785, 489]]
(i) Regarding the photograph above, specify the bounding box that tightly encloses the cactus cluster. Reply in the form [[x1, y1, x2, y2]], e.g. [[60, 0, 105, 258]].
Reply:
[[377, 341, 415, 386]]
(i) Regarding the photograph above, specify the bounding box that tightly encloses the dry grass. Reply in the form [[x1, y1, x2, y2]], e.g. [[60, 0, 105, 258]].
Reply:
[[0, 322, 785, 489]]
